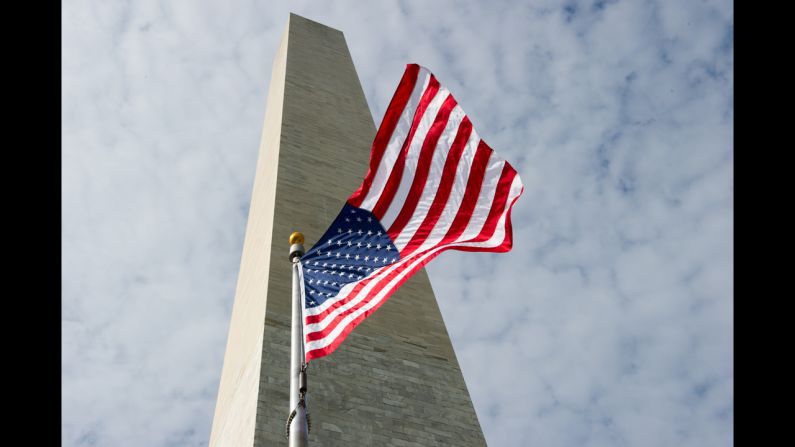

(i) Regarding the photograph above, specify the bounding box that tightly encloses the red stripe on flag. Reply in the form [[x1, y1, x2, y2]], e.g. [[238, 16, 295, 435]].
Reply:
[[386, 95, 458, 240], [454, 182, 523, 254], [371, 76, 441, 219], [399, 117, 472, 256], [348, 64, 421, 207], [399, 141, 491, 258], [467, 161, 517, 243]]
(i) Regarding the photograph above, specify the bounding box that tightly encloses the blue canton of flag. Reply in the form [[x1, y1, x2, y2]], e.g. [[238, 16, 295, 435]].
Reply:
[[301, 203, 400, 309]]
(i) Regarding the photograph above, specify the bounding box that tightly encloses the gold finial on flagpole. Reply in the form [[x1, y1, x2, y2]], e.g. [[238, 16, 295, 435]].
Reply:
[[289, 232, 305, 261], [289, 232, 305, 245]]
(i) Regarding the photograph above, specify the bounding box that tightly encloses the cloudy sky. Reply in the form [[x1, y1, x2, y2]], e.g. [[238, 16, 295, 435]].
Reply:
[[62, 0, 733, 446]]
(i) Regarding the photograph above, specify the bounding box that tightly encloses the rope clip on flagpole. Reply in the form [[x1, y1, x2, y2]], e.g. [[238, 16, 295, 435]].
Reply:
[[287, 232, 310, 446]]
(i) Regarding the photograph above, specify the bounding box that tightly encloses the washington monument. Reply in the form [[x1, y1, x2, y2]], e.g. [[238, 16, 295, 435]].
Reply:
[[209, 14, 488, 446]]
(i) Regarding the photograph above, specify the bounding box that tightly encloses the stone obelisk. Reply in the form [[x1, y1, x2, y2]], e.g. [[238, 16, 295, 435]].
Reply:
[[209, 13, 487, 446]]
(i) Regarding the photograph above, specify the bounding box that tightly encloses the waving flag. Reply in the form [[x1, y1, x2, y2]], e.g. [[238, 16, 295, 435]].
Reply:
[[300, 64, 523, 361]]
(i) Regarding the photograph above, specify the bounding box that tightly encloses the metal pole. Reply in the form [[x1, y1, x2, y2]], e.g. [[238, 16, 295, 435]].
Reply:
[[288, 232, 309, 447]]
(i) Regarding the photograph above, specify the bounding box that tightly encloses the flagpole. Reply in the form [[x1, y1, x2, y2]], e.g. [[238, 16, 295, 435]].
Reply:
[[287, 232, 309, 446]]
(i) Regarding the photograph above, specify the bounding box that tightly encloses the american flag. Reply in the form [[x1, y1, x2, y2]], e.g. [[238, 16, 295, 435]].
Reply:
[[300, 64, 524, 361]]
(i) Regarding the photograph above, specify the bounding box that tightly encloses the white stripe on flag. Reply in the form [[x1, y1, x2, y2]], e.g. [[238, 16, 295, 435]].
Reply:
[[378, 88, 451, 229], [396, 131, 480, 252], [359, 70, 431, 211], [415, 157, 505, 254], [392, 105, 466, 249]]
